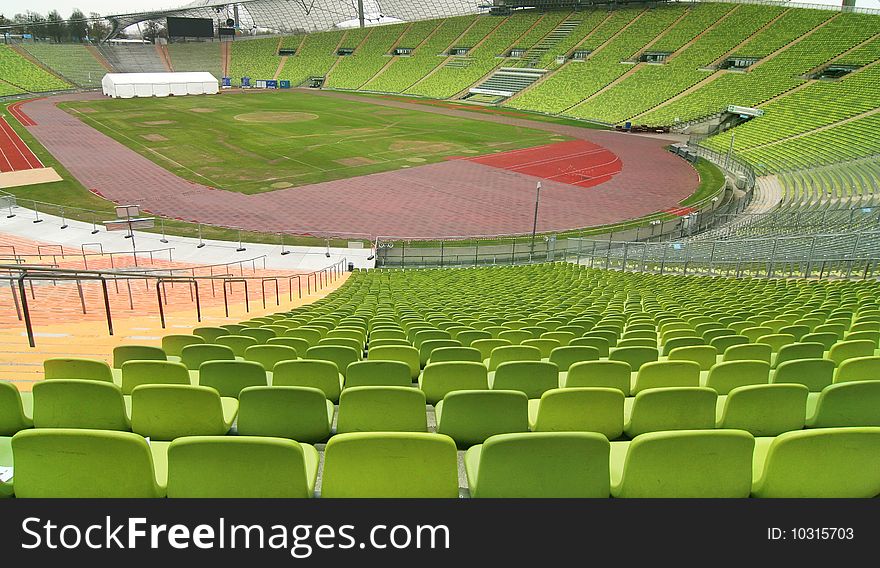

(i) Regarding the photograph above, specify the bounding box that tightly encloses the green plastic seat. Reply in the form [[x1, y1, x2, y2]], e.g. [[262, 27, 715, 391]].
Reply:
[[549, 346, 600, 371], [272, 360, 344, 402], [723, 343, 772, 363], [215, 334, 259, 357], [367, 345, 420, 379], [563, 360, 631, 395], [130, 385, 238, 441], [435, 389, 528, 448], [0, 436, 11, 498], [800, 332, 838, 350], [661, 336, 703, 356], [616, 338, 657, 348], [667, 345, 717, 371], [624, 386, 717, 438], [489, 361, 559, 399], [166, 436, 319, 498], [417, 340, 462, 367], [418, 361, 489, 405], [180, 343, 236, 370], [703, 360, 770, 394], [716, 384, 809, 436], [778, 325, 810, 341], [772, 358, 835, 392], [43, 358, 115, 383], [161, 335, 205, 358], [610, 429, 755, 498], [11, 428, 165, 497], [756, 333, 797, 353], [457, 330, 492, 347], [827, 340, 875, 366], [834, 356, 880, 383], [240, 327, 277, 344], [772, 342, 826, 369], [609, 346, 658, 371], [319, 337, 363, 352], [120, 360, 192, 395], [198, 360, 268, 398], [193, 327, 230, 343], [426, 347, 483, 364], [344, 360, 413, 388], [751, 427, 880, 498], [522, 338, 562, 358], [220, 324, 248, 335], [499, 330, 533, 345], [321, 432, 459, 497], [370, 329, 407, 341], [805, 381, 880, 427], [306, 345, 360, 378], [528, 387, 624, 439], [368, 338, 410, 348], [112, 345, 166, 368], [568, 336, 610, 356], [336, 386, 427, 433], [243, 344, 299, 371], [284, 328, 322, 346], [709, 334, 749, 353], [237, 386, 333, 443], [32, 379, 130, 431], [465, 432, 611, 498], [631, 360, 700, 395], [267, 337, 310, 357], [742, 326, 774, 343], [0, 381, 33, 435]]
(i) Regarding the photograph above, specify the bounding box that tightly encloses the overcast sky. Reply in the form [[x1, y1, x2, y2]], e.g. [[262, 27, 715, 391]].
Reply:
[[3, 0, 879, 19]]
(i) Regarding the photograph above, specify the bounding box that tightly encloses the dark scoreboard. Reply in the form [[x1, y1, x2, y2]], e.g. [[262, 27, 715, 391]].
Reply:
[[167, 16, 214, 38]]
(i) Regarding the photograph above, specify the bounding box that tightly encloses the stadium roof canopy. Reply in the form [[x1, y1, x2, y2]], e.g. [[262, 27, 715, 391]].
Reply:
[[105, 0, 489, 38]]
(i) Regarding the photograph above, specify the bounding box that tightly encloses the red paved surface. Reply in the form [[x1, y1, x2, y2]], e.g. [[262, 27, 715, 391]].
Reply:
[[20, 91, 700, 239], [8, 100, 37, 127], [466, 139, 621, 188], [0, 116, 42, 173]]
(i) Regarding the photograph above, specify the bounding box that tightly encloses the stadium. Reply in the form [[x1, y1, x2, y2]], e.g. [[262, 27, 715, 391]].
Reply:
[[1, 0, 880, 515]]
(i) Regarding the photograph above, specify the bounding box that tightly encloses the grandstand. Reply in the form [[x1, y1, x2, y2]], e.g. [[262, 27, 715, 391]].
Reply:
[[2, 0, 880, 511]]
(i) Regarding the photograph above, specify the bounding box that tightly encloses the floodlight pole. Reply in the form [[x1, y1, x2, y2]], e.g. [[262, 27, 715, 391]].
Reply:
[[530, 181, 542, 258], [127, 215, 138, 267], [358, 0, 365, 28]]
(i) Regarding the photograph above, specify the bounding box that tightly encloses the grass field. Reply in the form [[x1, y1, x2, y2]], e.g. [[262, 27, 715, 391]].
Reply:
[[61, 91, 570, 194]]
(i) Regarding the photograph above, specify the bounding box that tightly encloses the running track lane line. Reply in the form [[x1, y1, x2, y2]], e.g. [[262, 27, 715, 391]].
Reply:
[[0, 116, 43, 172], [8, 100, 38, 127]]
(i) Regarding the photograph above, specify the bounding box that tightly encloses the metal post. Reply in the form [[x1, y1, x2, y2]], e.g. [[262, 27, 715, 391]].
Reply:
[[18, 277, 35, 347], [100, 278, 113, 336], [197, 224, 205, 248], [280, 233, 289, 255], [91, 214, 99, 235], [237, 230, 246, 252], [32, 201, 42, 223], [160, 218, 168, 243], [59, 207, 68, 229], [6, 199, 14, 218]]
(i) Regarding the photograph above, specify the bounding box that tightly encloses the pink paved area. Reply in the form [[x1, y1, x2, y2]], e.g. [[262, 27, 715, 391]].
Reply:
[[20, 90, 700, 239]]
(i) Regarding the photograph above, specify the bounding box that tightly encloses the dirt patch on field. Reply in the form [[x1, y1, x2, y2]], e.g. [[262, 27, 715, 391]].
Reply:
[[142, 120, 175, 126], [234, 112, 319, 123], [335, 157, 379, 167], [189, 108, 216, 113], [389, 140, 456, 153], [405, 157, 426, 163], [75, 107, 98, 113], [141, 134, 169, 142], [270, 181, 293, 188]]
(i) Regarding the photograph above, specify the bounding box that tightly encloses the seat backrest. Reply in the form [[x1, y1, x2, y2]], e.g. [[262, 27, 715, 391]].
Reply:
[[778, 325, 810, 341], [613, 429, 755, 498], [418, 361, 489, 405], [723, 343, 771, 363], [417, 340, 462, 367], [491, 361, 559, 399], [704, 360, 770, 395], [533, 387, 624, 439], [43, 357, 114, 383], [487, 345, 542, 371], [130, 384, 231, 440], [436, 390, 528, 447], [427, 347, 482, 364], [345, 360, 412, 388], [336, 386, 427, 433], [166, 436, 313, 498], [808, 381, 880, 428], [412, 329, 451, 347], [306, 345, 360, 377], [180, 343, 236, 370], [469, 432, 610, 498], [499, 330, 533, 345], [367, 345, 420, 379], [540, 331, 576, 346], [564, 360, 631, 395], [0, 381, 31, 436], [742, 326, 774, 343], [667, 345, 718, 371], [267, 337, 310, 357], [243, 344, 299, 371], [161, 334, 205, 357], [834, 356, 880, 383], [751, 427, 880, 498], [631, 361, 701, 395], [661, 336, 703, 356], [522, 338, 562, 358], [800, 332, 838, 350], [11, 428, 164, 497], [457, 330, 492, 347], [32, 379, 129, 431], [236, 386, 331, 442], [756, 333, 796, 353], [828, 340, 876, 366], [549, 346, 600, 371], [272, 359, 342, 402], [240, 327, 277, 344], [717, 384, 808, 436], [112, 345, 166, 368], [773, 342, 826, 368], [609, 346, 658, 371], [319, 337, 363, 352], [626, 387, 717, 437], [215, 334, 259, 357], [772, 358, 835, 392], [120, 360, 191, 395], [284, 328, 323, 346], [568, 336, 610, 357], [192, 327, 229, 343], [321, 432, 459, 497], [199, 360, 268, 397], [709, 334, 749, 353]]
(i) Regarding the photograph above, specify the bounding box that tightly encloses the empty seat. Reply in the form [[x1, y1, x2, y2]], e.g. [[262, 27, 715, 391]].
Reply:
[[180, 344, 236, 370], [609, 346, 658, 371], [716, 384, 808, 436], [723, 343, 771, 363], [522, 338, 561, 358], [267, 337, 310, 357], [272, 359, 344, 402], [435, 390, 528, 447], [490, 361, 559, 399], [368, 345, 420, 379], [130, 385, 238, 441], [320, 432, 459, 497], [240, 328, 277, 344], [834, 356, 880, 383], [10, 428, 165, 497], [336, 386, 427, 433], [345, 360, 412, 388], [528, 387, 624, 439], [32, 379, 130, 431], [198, 360, 268, 398], [751, 427, 880, 498], [667, 346, 717, 371], [426, 347, 482, 364], [418, 340, 462, 367], [470, 339, 512, 361], [772, 342, 825, 369], [161, 335, 205, 360], [772, 358, 834, 392], [0, 381, 32, 436], [306, 345, 360, 378], [236, 386, 333, 443], [243, 344, 299, 371], [486, 345, 542, 371], [631, 360, 701, 395], [418, 361, 489, 405], [192, 327, 229, 343], [43, 358, 115, 383], [827, 340, 875, 366], [465, 432, 610, 498], [166, 436, 319, 498], [215, 335, 258, 357], [805, 381, 880, 428], [610, 429, 755, 498], [549, 346, 601, 372], [703, 360, 770, 394], [113, 345, 166, 368], [568, 337, 610, 357], [624, 387, 717, 438], [120, 360, 191, 395], [563, 360, 631, 395]]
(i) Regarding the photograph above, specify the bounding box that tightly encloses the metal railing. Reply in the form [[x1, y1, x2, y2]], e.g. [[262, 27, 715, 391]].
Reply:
[[0, 257, 348, 347]]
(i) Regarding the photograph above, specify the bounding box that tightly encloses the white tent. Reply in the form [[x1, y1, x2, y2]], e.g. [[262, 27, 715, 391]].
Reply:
[[102, 72, 219, 99]]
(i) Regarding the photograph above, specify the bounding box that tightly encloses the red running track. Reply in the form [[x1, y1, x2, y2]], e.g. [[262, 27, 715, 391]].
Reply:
[[467, 139, 622, 188], [0, 115, 42, 173]]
